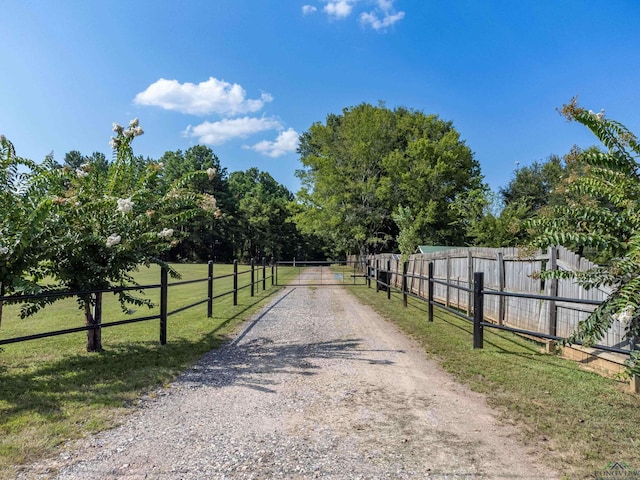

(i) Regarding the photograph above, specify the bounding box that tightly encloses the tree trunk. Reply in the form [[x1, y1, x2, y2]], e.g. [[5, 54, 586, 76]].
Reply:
[[84, 293, 102, 352]]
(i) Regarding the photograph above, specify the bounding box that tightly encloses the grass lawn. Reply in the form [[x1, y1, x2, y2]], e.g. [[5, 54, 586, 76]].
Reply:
[[0, 263, 296, 479], [3, 265, 637, 479], [347, 285, 640, 479]]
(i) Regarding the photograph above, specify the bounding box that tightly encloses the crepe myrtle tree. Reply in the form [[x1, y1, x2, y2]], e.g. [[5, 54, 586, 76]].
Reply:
[[27, 119, 219, 352], [529, 99, 640, 375], [0, 135, 56, 328]]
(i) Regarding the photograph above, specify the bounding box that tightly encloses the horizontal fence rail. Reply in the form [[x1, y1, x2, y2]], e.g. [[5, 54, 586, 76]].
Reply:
[[0, 257, 276, 348], [275, 259, 367, 286], [354, 255, 638, 360]]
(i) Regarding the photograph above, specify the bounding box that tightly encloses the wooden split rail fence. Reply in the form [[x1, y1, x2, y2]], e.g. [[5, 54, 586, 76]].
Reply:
[[350, 246, 633, 353], [350, 246, 640, 392], [0, 258, 275, 348]]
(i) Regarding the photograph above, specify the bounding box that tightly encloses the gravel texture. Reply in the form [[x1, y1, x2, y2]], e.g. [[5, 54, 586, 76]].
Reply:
[[19, 269, 559, 479]]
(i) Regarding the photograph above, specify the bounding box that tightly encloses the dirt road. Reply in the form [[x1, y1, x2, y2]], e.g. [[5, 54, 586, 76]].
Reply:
[[21, 270, 558, 479]]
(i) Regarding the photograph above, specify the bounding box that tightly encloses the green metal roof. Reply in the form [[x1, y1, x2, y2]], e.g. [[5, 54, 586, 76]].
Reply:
[[417, 245, 466, 254]]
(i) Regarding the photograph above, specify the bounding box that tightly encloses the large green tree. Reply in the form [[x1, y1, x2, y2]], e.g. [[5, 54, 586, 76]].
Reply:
[[500, 156, 565, 211], [450, 188, 531, 247], [64, 150, 109, 174], [454, 156, 567, 248], [228, 168, 300, 261], [0, 136, 53, 327], [296, 103, 483, 256], [159, 146, 228, 260], [382, 108, 483, 249], [25, 120, 218, 351], [529, 99, 640, 373]]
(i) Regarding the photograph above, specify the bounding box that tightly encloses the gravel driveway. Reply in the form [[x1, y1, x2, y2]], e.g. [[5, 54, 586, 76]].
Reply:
[[21, 270, 559, 479]]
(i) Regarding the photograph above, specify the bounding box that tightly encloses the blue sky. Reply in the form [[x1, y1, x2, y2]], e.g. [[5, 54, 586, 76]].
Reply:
[[2, 1, 639, 196]]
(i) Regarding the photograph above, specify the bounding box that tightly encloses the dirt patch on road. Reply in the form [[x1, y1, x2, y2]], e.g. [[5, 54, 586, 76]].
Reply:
[[19, 274, 558, 479]]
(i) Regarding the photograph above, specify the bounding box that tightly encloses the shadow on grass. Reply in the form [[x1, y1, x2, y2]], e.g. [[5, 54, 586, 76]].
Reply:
[[0, 340, 211, 420], [0, 284, 401, 420], [373, 292, 579, 375], [425, 305, 596, 380], [0, 286, 284, 422]]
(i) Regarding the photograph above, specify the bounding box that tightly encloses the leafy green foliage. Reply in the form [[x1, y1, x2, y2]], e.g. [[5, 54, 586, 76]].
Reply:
[[452, 156, 567, 248], [500, 156, 566, 211], [529, 98, 640, 358], [159, 146, 227, 260], [228, 168, 303, 260], [0, 136, 52, 304], [450, 188, 533, 247], [296, 102, 482, 256], [392, 205, 420, 261], [2, 121, 219, 351], [64, 150, 109, 177]]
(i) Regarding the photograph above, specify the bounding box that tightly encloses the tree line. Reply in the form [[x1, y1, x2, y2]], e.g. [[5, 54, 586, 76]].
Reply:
[[292, 100, 639, 369], [2, 100, 639, 360], [58, 146, 322, 263]]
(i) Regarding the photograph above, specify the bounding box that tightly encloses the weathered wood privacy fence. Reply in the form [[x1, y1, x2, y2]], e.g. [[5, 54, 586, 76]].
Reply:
[[0, 258, 275, 348], [349, 246, 633, 353]]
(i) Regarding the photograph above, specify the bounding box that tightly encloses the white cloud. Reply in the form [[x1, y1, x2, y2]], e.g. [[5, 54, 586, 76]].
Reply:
[[324, 0, 357, 19], [134, 77, 272, 116], [308, 1, 405, 30], [376, 0, 394, 11], [183, 117, 282, 145], [248, 128, 299, 157], [359, 0, 404, 31], [302, 5, 317, 15], [360, 9, 404, 30]]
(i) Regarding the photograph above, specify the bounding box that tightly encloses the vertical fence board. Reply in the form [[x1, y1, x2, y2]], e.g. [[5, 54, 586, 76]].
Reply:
[[360, 245, 629, 353]]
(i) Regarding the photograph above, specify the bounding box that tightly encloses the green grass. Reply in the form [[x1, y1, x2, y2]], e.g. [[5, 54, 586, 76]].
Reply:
[[0, 263, 297, 478], [4, 266, 636, 478], [347, 286, 640, 479]]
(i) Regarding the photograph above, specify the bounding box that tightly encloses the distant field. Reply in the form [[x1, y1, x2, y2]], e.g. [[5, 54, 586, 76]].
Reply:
[[0, 263, 295, 478]]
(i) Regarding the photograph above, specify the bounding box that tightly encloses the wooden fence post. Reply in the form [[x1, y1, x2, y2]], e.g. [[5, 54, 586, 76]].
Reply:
[[631, 339, 639, 394], [402, 261, 408, 307], [473, 272, 484, 349], [207, 260, 213, 318], [428, 262, 434, 322], [409, 256, 416, 295], [92, 291, 103, 350], [376, 259, 380, 293], [445, 255, 451, 308], [418, 258, 424, 298], [250, 258, 255, 297], [0, 283, 5, 330], [467, 250, 473, 316], [497, 252, 505, 326], [547, 246, 558, 336], [367, 260, 371, 288], [387, 259, 391, 300], [262, 257, 266, 291], [160, 266, 168, 345], [233, 260, 238, 305]]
